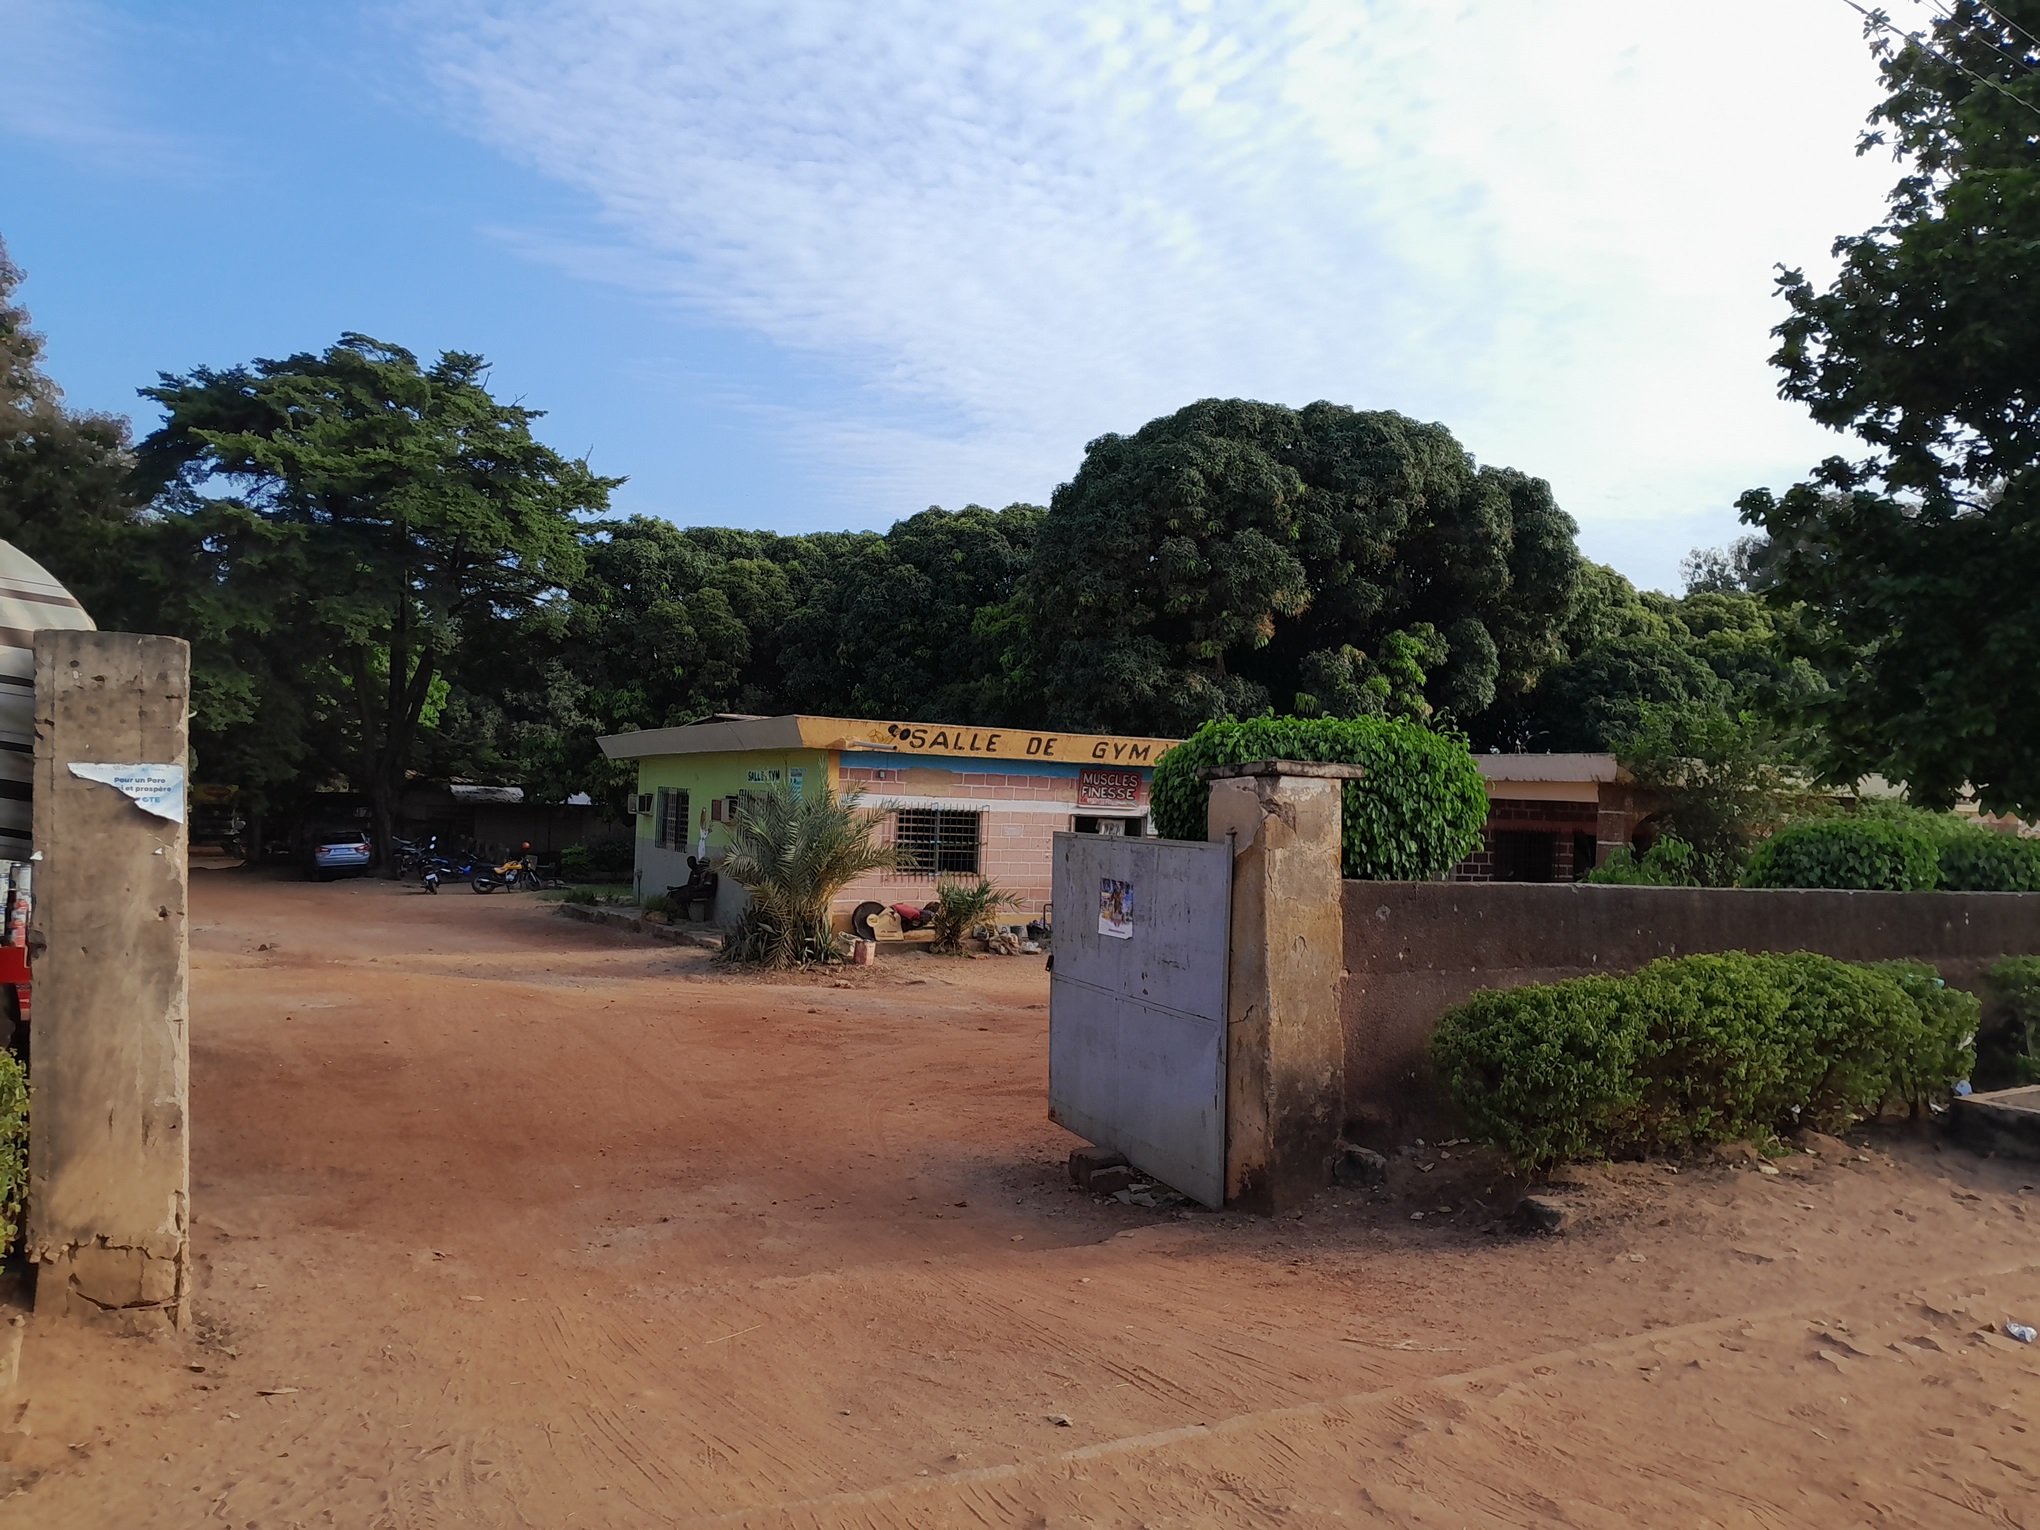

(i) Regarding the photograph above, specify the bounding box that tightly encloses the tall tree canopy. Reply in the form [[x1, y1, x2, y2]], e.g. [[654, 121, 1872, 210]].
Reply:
[[461, 505, 1048, 809], [136, 334, 617, 852], [1022, 400, 1583, 736], [1742, 0, 2040, 812], [777, 503, 1043, 723], [0, 239, 143, 611], [1500, 557, 1822, 754]]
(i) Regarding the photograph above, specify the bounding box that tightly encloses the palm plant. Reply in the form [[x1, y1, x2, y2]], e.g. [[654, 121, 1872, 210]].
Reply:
[[716, 783, 895, 967], [928, 876, 1021, 954]]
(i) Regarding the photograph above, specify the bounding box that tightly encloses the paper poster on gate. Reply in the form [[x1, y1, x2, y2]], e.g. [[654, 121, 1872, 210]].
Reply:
[[68, 761, 186, 823], [1099, 877, 1134, 939]]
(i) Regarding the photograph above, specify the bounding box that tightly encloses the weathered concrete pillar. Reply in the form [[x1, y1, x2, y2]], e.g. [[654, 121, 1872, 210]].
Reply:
[[27, 632, 191, 1330], [1205, 760, 1357, 1214]]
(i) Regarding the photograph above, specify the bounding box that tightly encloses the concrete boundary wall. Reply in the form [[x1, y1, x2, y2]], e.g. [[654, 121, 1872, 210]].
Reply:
[[1341, 882, 2040, 1145]]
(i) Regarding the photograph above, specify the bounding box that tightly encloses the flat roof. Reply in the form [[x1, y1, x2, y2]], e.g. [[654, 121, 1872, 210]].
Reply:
[[1476, 752, 1625, 784], [598, 714, 1182, 767], [601, 720, 1632, 783]]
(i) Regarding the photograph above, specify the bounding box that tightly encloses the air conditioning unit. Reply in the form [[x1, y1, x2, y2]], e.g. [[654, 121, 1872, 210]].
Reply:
[[629, 792, 654, 815]]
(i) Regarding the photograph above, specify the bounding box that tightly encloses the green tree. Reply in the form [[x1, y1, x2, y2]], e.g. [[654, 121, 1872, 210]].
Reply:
[[1023, 399, 1582, 736], [136, 334, 617, 859], [1611, 701, 1816, 886], [778, 503, 1043, 723], [1501, 555, 1825, 754], [717, 783, 895, 967], [0, 237, 144, 612], [1526, 634, 1727, 753], [1742, 1, 2040, 813], [483, 516, 814, 807]]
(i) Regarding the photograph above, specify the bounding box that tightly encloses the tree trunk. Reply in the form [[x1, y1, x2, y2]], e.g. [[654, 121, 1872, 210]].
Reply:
[[371, 783, 398, 878]]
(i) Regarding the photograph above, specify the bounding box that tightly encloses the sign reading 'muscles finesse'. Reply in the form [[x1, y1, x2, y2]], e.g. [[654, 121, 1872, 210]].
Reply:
[[1077, 768, 1144, 810]]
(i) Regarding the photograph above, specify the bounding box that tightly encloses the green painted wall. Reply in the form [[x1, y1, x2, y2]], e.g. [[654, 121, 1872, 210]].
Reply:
[[633, 748, 830, 858]]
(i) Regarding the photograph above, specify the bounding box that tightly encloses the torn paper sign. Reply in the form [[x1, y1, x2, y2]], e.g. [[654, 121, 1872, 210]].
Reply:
[[68, 762, 186, 823]]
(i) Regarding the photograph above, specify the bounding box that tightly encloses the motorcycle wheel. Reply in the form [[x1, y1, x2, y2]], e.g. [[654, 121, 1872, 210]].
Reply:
[[471, 876, 497, 893], [519, 868, 542, 892], [423, 877, 439, 894]]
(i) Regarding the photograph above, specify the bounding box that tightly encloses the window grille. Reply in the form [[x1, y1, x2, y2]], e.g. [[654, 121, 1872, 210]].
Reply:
[[654, 788, 690, 851], [893, 809, 981, 875]]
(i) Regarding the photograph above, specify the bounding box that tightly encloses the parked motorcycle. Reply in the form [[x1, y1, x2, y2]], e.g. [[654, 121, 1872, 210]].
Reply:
[[471, 844, 543, 894], [418, 844, 486, 894]]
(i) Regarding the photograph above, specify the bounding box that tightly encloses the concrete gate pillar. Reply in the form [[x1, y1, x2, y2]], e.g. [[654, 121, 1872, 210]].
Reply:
[[1204, 760, 1358, 1214], [26, 632, 191, 1330]]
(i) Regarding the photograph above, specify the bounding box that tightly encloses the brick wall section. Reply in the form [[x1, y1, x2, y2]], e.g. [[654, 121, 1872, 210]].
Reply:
[[1340, 880, 2040, 1145], [1451, 784, 1656, 882], [1452, 799, 1601, 882], [832, 770, 1080, 923]]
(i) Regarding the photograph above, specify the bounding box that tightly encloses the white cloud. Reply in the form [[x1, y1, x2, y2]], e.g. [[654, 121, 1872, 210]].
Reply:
[[433, 0, 1905, 586], [0, 0, 204, 176]]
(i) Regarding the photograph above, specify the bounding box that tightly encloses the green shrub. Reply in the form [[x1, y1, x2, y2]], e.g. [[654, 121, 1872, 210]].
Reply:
[[561, 840, 635, 882], [1763, 953, 1934, 1131], [1742, 818, 1940, 891], [1865, 959, 1979, 1105], [1618, 953, 1796, 1148], [1430, 977, 1639, 1167], [1846, 800, 1980, 845], [1981, 956, 2040, 1088], [562, 886, 599, 906], [1149, 716, 1487, 881], [1434, 951, 1969, 1167], [718, 784, 894, 967], [0, 1052, 23, 1258], [928, 876, 1022, 954], [640, 892, 679, 917], [1585, 836, 1701, 886], [1938, 833, 2040, 892]]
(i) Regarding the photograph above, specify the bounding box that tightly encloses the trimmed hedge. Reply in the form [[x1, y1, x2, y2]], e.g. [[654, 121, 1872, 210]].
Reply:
[[1433, 952, 1976, 1167], [1149, 717, 1487, 881], [1740, 805, 2040, 893], [1939, 834, 2040, 892], [0, 1051, 22, 1258], [1741, 818, 1940, 891], [1981, 956, 2040, 1088]]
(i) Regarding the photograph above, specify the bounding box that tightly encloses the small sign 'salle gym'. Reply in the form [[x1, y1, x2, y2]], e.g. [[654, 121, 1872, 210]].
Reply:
[[598, 713, 1183, 927]]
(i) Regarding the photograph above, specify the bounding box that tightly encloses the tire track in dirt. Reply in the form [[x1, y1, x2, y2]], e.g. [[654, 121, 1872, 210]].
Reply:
[[692, 1261, 2040, 1528], [20, 878, 2040, 1526]]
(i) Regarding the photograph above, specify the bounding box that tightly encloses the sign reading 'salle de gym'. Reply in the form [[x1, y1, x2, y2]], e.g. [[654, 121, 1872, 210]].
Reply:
[[816, 718, 1178, 766]]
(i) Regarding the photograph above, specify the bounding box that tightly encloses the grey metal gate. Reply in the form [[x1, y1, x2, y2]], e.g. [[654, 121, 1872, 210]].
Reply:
[[1047, 831, 1231, 1207]]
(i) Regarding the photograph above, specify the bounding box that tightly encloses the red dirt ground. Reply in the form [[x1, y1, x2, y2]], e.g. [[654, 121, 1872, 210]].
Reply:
[[4, 871, 2040, 1526]]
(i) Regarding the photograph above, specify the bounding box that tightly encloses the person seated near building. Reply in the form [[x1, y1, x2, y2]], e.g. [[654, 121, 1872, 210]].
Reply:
[[668, 855, 720, 922]]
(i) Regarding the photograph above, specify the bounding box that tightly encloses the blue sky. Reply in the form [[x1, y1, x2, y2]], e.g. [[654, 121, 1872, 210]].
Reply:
[[5, 0, 1907, 590]]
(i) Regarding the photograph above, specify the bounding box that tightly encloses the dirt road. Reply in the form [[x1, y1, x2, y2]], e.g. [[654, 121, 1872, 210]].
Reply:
[[6, 872, 2040, 1526]]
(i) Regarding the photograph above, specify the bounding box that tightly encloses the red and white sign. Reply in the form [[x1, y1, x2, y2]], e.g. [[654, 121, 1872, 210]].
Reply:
[[1077, 768, 1144, 811]]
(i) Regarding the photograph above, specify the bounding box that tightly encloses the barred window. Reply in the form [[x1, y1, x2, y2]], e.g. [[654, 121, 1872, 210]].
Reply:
[[655, 788, 690, 851], [893, 809, 980, 875]]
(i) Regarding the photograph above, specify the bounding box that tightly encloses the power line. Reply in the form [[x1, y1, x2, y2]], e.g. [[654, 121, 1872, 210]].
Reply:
[[1935, 0, 2040, 60], [1841, 0, 2040, 123]]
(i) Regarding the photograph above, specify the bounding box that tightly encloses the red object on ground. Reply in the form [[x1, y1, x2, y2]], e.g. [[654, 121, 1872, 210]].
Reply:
[[0, 942, 29, 1019]]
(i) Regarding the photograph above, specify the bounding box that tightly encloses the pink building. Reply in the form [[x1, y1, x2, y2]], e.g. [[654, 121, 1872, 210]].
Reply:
[[600, 714, 1183, 927]]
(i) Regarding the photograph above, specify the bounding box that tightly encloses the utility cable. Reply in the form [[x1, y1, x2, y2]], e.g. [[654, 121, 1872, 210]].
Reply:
[[1927, 0, 2040, 60], [1841, 0, 2040, 122]]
